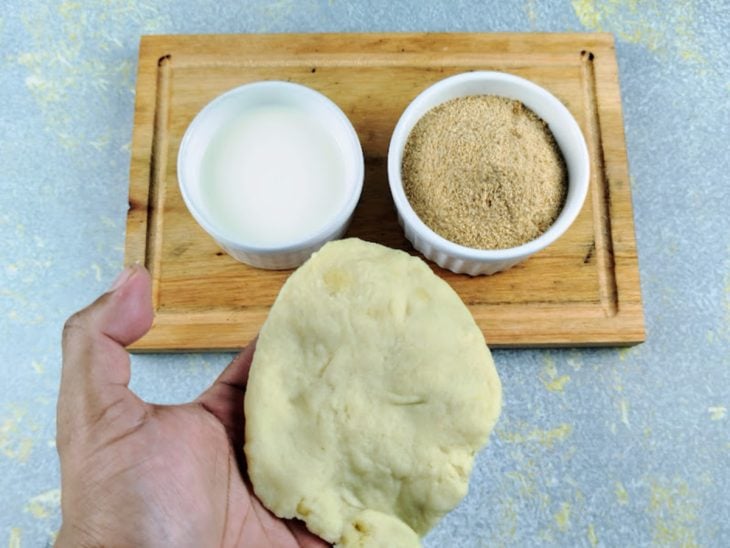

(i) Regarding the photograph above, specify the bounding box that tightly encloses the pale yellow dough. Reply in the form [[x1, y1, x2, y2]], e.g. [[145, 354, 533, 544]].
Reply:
[[244, 238, 502, 547]]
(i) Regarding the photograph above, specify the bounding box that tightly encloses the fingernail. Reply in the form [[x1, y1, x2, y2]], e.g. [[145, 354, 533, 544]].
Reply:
[[109, 265, 136, 291]]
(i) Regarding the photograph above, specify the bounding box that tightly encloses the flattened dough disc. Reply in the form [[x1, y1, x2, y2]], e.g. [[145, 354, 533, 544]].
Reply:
[[244, 239, 501, 547]]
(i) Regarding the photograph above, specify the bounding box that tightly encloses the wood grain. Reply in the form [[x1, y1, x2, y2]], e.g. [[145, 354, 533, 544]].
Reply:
[[124, 33, 645, 351]]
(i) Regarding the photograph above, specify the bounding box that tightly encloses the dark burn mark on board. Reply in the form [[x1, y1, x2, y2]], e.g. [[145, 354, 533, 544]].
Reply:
[[580, 50, 595, 61], [583, 241, 595, 264]]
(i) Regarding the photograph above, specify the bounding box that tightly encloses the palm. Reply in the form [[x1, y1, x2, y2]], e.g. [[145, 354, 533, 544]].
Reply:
[[57, 266, 327, 547]]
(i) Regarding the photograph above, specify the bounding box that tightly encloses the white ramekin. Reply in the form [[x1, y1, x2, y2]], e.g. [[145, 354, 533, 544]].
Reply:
[[178, 81, 364, 270], [387, 71, 590, 276]]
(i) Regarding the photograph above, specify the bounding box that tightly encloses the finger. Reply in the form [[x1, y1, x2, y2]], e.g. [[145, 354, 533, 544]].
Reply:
[[58, 265, 153, 441], [196, 339, 257, 443], [214, 337, 257, 391], [286, 519, 332, 547]]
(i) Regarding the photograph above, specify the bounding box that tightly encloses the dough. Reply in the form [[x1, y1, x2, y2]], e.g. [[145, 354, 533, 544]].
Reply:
[[244, 238, 501, 547]]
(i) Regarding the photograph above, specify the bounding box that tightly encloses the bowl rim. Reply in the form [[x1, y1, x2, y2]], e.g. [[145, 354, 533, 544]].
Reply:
[[387, 70, 590, 262], [177, 80, 364, 256]]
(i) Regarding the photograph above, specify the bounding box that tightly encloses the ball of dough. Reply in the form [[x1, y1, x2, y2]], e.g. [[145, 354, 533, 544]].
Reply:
[[244, 238, 501, 547]]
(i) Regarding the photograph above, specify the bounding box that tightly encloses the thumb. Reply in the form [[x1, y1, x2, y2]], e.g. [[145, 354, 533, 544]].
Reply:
[[58, 264, 153, 444]]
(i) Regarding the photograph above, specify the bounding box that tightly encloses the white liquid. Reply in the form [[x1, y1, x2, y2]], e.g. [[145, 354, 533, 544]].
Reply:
[[199, 106, 348, 247]]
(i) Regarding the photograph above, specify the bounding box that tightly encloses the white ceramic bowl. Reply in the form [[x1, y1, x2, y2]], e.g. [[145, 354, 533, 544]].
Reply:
[[178, 81, 364, 269], [388, 71, 590, 276]]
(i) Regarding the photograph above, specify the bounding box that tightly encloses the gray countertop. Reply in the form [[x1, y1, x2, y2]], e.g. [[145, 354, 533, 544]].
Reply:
[[1, 1, 728, 546]]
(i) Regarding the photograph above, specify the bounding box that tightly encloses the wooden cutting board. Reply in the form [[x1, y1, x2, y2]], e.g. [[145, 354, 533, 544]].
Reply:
[[124, 33, 645, 351]]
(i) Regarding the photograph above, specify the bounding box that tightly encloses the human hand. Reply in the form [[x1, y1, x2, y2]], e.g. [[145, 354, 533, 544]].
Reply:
[[56, 264, 328, 547]]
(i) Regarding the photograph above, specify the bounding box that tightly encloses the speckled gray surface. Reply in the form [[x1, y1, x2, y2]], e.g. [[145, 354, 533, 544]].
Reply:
[[1, 1, 729, 546]]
